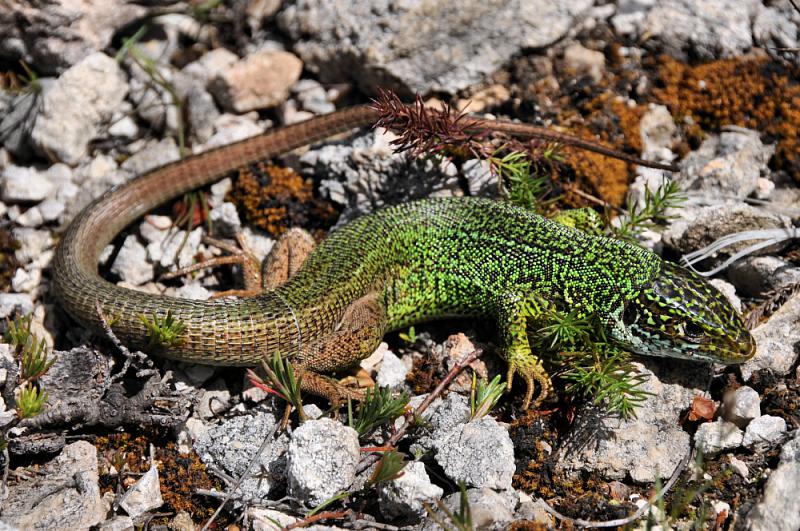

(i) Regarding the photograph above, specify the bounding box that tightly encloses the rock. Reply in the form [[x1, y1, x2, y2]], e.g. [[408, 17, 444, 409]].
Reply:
[[721, 386, 760, 428], [378, 461, 444, 521], [196, 388, 232, 420], [421, 488, 514, 531], [663, 204, 791, 256], [0, 441, 105, 529], [111, 235, 154, 286], [694, 419, 743, 455], [727, 256, 800, 297], [433, 417, 515, 490], [744, 461, 800, 531], [753, 3, 800, 66], [201, 113, 266, 150], [30, 52, 129, 165], [562, 43, 605, 84], [375, 350, 409, 389], [185, 86, 220, 144], [287, 418, 360, 506], [463, 158, 495, 197], [641, 0, 759, 60], [780, 430, 800, 463], [405, 392, 471, 454], [12, 267, 41, 294], [611, 0, 657, 36], [559, 359, 708, 483], [249, 508, 299, 531], [98, 515, 135, 531], [169, 511, 195, 531], [146, 227, 203, 270], [0, 293, 34, 319], [194, 413, 289, 502], [515, 497, 557, 528], [1, 165, 54, 202], [0, 0, 146, 74], [172, 283, 212, 301], [209, 202, 241, 237], [709, 279, 743, 314], [0, 87, 50, 158], [125, 57, 180, 135], [120, 138, 181, 176], [743, 295, 800, 381], [13, 227, 53, 264], [638, 104, 677, 161], [119, 462, 164, 519], [729, 455, 749, 478], [181, 48, 240, 85], [39, 198, 66, 223], [678, 129, 775, 202], [209, 49, 302, 112], [278, 0, 594, 95], [293, 79, 336, 115], [308, 129, 461, 222], [743, 415, 787, 448]]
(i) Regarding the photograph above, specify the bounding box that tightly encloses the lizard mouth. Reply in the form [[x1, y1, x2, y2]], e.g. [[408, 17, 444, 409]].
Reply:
[[718, 329, 757, 363]]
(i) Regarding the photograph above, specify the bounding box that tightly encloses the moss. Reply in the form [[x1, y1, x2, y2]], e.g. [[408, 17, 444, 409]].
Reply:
[[228, 163, 339, 238], [652, 55, 800, 180]]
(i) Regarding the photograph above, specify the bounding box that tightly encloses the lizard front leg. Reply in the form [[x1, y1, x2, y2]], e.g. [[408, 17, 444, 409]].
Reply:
[[495, 291, 554, 410], [294, 293, 388, 408]]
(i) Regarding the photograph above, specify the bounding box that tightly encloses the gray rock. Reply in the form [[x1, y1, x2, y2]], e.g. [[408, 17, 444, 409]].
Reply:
[[30, 52, 129, 165], [611, 0, 657, 36], [421, 488, 513, 531], [200, 113, 266, 150], [209, 202, 242, 237], [433, 417, 515, 490], [559, 359, 707, 483], [119, 463, 164, 519], [278, 0, 593, 95], [120, 137, 181, 176], [186, 85, 220, 144], [405, 392, 471, 454], [562, 43, 605, 84], [0, 1, 146, 74], [0, 441, 105, 529], [753, 2, 800, 66], [378, 461, 444, 520], [0, 87, 51, 158], [13, 227, 53, 264], [780, 430, 800, 464], [125, 58, 180, 135], [182, 48, 239, 85], [679, 129, 775, 202], [196, 388, 232, 420], [743, 295, 800, 381], [694, 419, 743, 455], [107, 115, 139, 139], [722, 386, 760, 428], [249, 508, 299, 530], [293, 79, 336, 115], [38, 198, 66, 223], [641, 0, 759, 60], [0, 293, 34, 319], [663, 204, 791, 256], [743, 415, 787, 448], [287, 418, 360, 506], [375, 350, 409, 390], [111, 235, 154, 286], [209, 49, 302, 112], [709, 279, 743, 314], [727, 256, 800, 298], [1, 165, 54, 202], [744, 461, 800, 531], [147, 227, 203, 270], [639, 104, 677, 161], [98, 515, 135, 531], [194, 413, 289, 502], [463, 159, 496, 198], [11, 267, 41, 294], [172, 283, 212, 301], [12, 207, 44, 228], [308, 129, 461, 222]]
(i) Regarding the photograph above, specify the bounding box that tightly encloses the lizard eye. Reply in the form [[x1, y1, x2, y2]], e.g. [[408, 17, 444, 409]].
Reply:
[[684, 322, 704, 338]]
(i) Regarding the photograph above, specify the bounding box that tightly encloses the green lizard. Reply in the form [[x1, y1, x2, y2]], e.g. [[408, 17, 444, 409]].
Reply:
[[51, 105, 755, 409]]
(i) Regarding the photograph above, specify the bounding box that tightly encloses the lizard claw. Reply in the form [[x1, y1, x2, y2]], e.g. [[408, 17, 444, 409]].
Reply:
[[505, 356, 552, 410]]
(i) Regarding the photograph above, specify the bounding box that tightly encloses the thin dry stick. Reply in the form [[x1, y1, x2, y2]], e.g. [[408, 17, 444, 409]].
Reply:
[[539, 447, 693, 528], [285, 510, 352, 530], [356, 348, 483, 474]]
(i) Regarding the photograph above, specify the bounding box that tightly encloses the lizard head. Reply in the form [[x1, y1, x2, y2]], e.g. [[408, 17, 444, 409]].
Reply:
[[612, 261, 755, 363]]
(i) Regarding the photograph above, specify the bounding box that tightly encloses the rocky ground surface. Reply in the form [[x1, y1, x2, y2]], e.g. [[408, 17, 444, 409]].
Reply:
[[0, 0, 799, 530]]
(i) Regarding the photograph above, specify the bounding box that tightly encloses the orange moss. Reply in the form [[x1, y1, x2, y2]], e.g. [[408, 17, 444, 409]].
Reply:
[[652, 55, 800, 180], [228, 163, 339, 238]]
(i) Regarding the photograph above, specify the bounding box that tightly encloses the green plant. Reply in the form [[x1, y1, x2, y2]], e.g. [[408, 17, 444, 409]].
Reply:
[[365, 450, 408, 488], [491, 150, 556, 213], [16, 382, 47, 419], [350, 386, 409, 437], [612, 179, 685, 242], [425, 481, 473, 531], [469, 373, 505, 420], [138, 310, 186, 350], [4, 313, 33, 347], [249, 351, 306, 420], [398, 325, 418, 344]]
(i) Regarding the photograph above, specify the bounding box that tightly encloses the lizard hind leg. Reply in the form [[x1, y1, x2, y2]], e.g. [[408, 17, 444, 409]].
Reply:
[[293, 293, 388, 408], [496, 291, 554, 410], [262, 228, 316, 289]]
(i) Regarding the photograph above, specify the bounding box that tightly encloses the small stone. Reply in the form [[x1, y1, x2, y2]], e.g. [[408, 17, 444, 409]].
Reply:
[[743, 295, 800, 381], [722, 386, 760, 427], [14, 207, 44, 228], [433, 417, 515, 490], [249, 508, 298, 531], [181, 48, 239, 85], [98, 515, 134, 531], [744, 461, 800, 531], [360, 341, 388, 373], [563, 43, 605, 83], [728, 456, 749, 478], [196, 389, 232, 420], [30, 52, 129, 165], [119, 463, 164, 518], [209, 202, 241, 237], [287, 418, 360, 505], [709, 279, 742, 314], [147, 227, 203, 270], [1, 165, 55, 203], [121, 138, 181, 176], [12, 267, 41, 294], [463, 159, 495, 197], [743, 415, 787, 448], [375, 349, 409, 389], [780, 431, 800, 464], [727, 256, 800, 298], [12, 227, 53, 264], [111, 235, 154, 286], [302, 404, 324, 420], [379, 461, 444, 520], [422, 488, 513, 531], [408, 392, 471, 454], [209, 49, 303, 112], [169, 511, 195, 531], [639, 104, 677, 160], [38, 198, 66, 223], [185, 86, 220, 144], [694, 419, 743, 455], [0, 293, 35, 319], [172, 283, 212, 301], [107, 116, 139, 138], [201, 113, 265, 150]]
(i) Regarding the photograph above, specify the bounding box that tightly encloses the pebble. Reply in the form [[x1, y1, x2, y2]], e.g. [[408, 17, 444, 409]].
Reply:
[[694, 419, 743, 455], [1, 165, 54, 203], [742, 415, 787, 448], [375, 349, 409, 390], [118, 463, 164, 519], [722, 386, 760, 428], [379, 461, 444, 520], [111, 235, 154, 286]]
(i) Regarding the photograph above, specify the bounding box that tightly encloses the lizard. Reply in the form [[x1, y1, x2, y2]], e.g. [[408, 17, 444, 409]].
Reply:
[[51, 103, 756, 409]]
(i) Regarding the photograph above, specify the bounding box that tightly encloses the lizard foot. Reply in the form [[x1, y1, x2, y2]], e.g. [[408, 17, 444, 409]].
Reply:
[[505, 354, 553, 410]]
